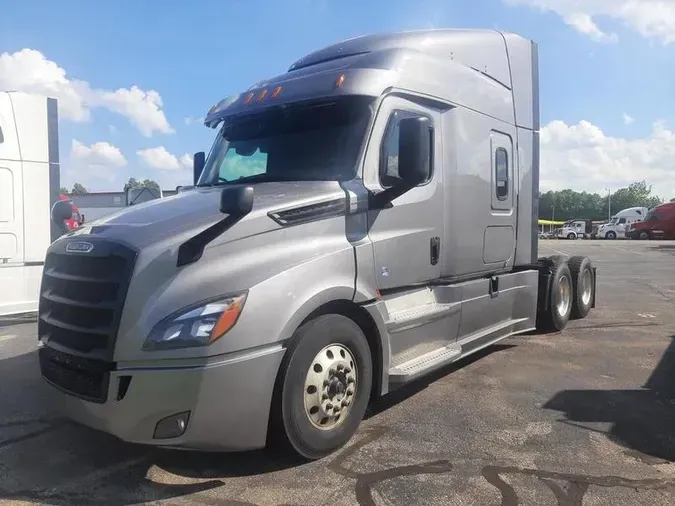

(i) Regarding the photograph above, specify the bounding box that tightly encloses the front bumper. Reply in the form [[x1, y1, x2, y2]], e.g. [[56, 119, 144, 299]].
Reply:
[[42, 344, 285, 451]]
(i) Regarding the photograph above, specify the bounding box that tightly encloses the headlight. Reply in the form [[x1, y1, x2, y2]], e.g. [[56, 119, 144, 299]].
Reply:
[[143, 292, 247, 351]]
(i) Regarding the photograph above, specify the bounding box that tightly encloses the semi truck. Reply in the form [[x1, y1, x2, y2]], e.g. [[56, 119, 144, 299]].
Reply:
[[595, 206, 648, 240], [1, 91, 61, 316], [627, 202, 675, 240], [39, 29, 597, 460]]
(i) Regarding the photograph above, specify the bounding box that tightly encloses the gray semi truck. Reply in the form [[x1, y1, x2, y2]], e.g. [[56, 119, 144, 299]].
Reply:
[[40, 29, 596, 460]]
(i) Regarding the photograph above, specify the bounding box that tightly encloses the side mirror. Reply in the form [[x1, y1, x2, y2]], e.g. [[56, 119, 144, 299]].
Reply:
[[220, 186, 254, 216], [51, 200, 73, 235], [193, 151, 206, 185], [398, 117, 431, 187], [79, 214, 85, 225]]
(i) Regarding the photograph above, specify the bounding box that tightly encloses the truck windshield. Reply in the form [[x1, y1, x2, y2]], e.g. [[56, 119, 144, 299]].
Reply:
[[197, 96, 374, 186]]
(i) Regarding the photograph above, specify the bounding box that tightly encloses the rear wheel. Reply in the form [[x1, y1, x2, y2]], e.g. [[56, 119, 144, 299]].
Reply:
[[568, 256, 594, 319], [271, 314, 373, 460], [638, 231, 650, 240], [537, 256, 573, 332]]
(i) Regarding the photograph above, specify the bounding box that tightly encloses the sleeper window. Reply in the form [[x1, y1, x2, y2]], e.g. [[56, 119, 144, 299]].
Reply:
[[495, 147, 509, 200]]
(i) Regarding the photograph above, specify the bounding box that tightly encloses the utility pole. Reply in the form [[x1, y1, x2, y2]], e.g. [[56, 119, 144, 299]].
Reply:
[[605, 187, 612, 221]]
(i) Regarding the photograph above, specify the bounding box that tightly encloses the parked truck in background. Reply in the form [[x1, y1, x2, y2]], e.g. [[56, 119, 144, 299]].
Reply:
[[0, 91, 60, 316], [39, 29, 597, 460], [628, 202, 675, 240], [595, 206, 648, 240]]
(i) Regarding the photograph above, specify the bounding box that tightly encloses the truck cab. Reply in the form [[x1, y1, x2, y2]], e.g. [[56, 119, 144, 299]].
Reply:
[[596, 206, 647, 239], [556, 219, 592, 240], [0, 91, 60, 316], [38, 29, 597, 460], [628, 203, 675, 240]]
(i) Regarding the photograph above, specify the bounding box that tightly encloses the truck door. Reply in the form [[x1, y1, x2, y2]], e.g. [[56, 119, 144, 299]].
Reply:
[[361, 96, 443, 290]]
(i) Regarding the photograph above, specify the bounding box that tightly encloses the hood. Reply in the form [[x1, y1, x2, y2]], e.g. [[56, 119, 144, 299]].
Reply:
[[64, 181, 348, 249]]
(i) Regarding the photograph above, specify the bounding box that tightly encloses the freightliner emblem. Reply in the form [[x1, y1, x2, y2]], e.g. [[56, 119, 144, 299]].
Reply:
[[66, 241, 94, 253]]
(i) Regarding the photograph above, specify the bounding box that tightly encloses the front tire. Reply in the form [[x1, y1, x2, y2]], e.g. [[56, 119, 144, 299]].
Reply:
[[272, 314, 373, 460], [606, 231, 617, 240], [567, 233, 576, 240]]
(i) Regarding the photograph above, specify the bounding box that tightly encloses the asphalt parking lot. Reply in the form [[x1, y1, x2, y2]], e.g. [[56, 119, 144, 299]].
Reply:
[[2, 239, 675, 506]]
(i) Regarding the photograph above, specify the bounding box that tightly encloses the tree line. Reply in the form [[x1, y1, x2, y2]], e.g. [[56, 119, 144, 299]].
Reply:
[[60, 178, 160, 196], [539, 180, 670, 221], [60, 178, 672, 222]]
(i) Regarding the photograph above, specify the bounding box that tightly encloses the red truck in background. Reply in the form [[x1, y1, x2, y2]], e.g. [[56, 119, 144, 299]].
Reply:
[[628, 202, 675, 240], [59, 193, 84, 231]]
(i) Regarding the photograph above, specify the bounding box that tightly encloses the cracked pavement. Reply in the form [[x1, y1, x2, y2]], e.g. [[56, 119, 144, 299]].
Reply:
[[1, 240, 675, 505]]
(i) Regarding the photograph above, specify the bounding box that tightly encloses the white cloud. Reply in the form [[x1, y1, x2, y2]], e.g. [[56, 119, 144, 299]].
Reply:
[[71, 139, 127, 168], [504, 0, 675, 44], [184, 116, 204, 126], [180, 153, 194, 168], [623, 113, 635, 125], [68, 140, 127, 184], [137, 146, 193, 171], [0, 48, 173, 136], [540, 119, 675, 200]]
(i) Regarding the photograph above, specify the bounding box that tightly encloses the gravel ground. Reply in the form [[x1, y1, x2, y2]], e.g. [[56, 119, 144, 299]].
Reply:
[[1, 239, 675, 505]]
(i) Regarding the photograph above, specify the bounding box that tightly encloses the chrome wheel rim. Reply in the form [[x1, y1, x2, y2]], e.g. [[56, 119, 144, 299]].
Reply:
[[556, 274, 572, 317], [581, 268, 593, 306], [303, 344, 357, 430]]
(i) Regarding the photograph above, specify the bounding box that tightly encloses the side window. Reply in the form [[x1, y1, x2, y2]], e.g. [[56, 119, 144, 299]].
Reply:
[[618, 217, 627, 224], [495, 147, 509, 201], [380, 110, 433, 188]]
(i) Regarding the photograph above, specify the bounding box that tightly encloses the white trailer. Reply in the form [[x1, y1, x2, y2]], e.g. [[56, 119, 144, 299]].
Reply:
[[0, 91, 60, 316]]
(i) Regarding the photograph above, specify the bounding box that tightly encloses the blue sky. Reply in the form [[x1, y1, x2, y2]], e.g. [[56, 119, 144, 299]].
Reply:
[[1, 0, 674, 198]]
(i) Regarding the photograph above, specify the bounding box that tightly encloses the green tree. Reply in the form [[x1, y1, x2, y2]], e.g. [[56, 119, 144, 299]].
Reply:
[[70, 183, 89, 195], [59, 187, 69, 195], [123, 177, 160, 192]]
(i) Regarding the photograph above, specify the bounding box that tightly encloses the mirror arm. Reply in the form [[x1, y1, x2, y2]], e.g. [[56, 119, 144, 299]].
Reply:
[[368, 181, 414, 210]]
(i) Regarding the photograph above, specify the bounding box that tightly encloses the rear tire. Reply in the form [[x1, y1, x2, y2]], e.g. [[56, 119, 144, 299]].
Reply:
[[639, 231, 650, 240], [568, 256, 594, 319], [537, 256, 573, 332], [271, 314, 372, 460]]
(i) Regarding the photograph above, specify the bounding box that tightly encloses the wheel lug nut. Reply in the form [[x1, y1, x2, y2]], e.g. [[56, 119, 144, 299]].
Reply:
[[329, 368, 336, 375], [326, 403, 333, 410], [337, 364, 344, 371], [323, 380, 330, 387], [322, 393, 329, 400], [344, 367, 351, 373], [342, 400, 348, 406], [347, 377, 355, 384]]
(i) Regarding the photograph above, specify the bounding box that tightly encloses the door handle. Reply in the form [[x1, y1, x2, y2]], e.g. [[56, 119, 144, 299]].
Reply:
[[430, 237, 440, 266]]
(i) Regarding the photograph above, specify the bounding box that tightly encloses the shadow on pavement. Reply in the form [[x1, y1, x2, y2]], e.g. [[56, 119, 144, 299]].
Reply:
[[0, 313, 37, 329], [544, 334, 675, 463], [649, 244, 675, 256], [0, 338, 517, 504]]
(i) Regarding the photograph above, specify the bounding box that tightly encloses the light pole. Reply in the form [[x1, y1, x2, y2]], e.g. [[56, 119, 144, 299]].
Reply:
[[605, 187, 611, 221]]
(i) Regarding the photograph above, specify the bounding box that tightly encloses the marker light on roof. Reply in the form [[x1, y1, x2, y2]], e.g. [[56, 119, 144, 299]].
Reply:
[[335, 74, 346, 88], [257, 89, 268, 101], [271, 86, 282, 98], [244, 92, 255, 104]]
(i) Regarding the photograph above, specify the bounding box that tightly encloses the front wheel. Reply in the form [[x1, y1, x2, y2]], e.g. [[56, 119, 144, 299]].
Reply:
[[605, 231, 617, 240], [567, 233, 576, 240], [271, 314, 373, 460]]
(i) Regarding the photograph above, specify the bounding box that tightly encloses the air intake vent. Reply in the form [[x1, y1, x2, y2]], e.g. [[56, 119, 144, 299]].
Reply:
[[268, 198, 346, 226]]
